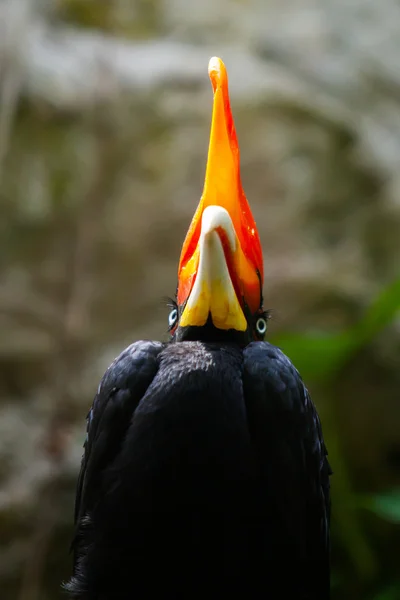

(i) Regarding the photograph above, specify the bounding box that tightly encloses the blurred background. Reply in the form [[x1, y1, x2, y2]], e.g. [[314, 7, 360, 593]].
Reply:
[[1, 0, 400, 598]]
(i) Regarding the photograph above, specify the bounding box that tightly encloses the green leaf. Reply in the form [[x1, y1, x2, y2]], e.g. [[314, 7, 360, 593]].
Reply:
[[270, 331, 356, 381], [370, 583, 400, 600], [361, 489, 400, 524], [354, 278, 400, 344], [270, 276, 400, 383]]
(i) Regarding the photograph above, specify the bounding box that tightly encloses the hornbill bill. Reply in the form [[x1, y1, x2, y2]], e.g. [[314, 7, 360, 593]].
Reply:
[[66, 57, 331, 599]]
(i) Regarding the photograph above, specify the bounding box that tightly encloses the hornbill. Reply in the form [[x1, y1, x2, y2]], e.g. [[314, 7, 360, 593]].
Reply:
[[66, 57, 331, 599]]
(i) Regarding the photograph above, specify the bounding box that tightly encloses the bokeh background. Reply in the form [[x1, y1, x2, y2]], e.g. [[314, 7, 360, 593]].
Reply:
[[1, 0, 400, 598]]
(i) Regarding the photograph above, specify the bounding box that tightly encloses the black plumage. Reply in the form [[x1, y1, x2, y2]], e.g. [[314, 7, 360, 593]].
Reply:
[[67, 339, 331, 599]]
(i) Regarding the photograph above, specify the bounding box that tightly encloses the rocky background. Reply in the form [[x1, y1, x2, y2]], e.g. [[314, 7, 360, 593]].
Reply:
[[1, 0, 400, 598]]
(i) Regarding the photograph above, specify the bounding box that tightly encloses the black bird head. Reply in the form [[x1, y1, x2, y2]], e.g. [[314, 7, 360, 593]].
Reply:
[[171, 57, 267, 345]]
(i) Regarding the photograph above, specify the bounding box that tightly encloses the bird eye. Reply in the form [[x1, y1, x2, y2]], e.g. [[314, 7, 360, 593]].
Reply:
[[168, 308, 178, 329], [255, 317, 267, 337]]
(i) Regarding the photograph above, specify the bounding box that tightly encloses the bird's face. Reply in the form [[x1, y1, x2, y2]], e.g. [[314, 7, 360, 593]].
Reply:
[[170, 57, 267, 345]]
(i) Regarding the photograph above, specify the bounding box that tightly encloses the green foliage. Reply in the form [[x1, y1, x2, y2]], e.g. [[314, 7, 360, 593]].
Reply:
[[270, 277, 400, 382], [270, 330, 356, 381], [361, 489, 400, 524], [270, 277, 400, 599], [355, 278, 400, 345], [370, 584, 400, 600]]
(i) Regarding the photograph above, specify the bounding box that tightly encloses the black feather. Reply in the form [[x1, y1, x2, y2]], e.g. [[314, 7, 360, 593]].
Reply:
[[66, 339, 330, 599]]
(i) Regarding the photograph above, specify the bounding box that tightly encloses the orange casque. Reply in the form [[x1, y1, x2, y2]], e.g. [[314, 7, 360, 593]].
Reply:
[[177, 57, 264, 327]]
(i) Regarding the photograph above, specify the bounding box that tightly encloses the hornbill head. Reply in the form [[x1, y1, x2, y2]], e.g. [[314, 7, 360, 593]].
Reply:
[[170, 57, 266, 345]]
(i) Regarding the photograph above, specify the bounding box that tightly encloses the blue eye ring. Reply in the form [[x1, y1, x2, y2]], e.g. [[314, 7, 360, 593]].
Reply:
[[255, 317, 267, 336], [168, 308, 178, 329]]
